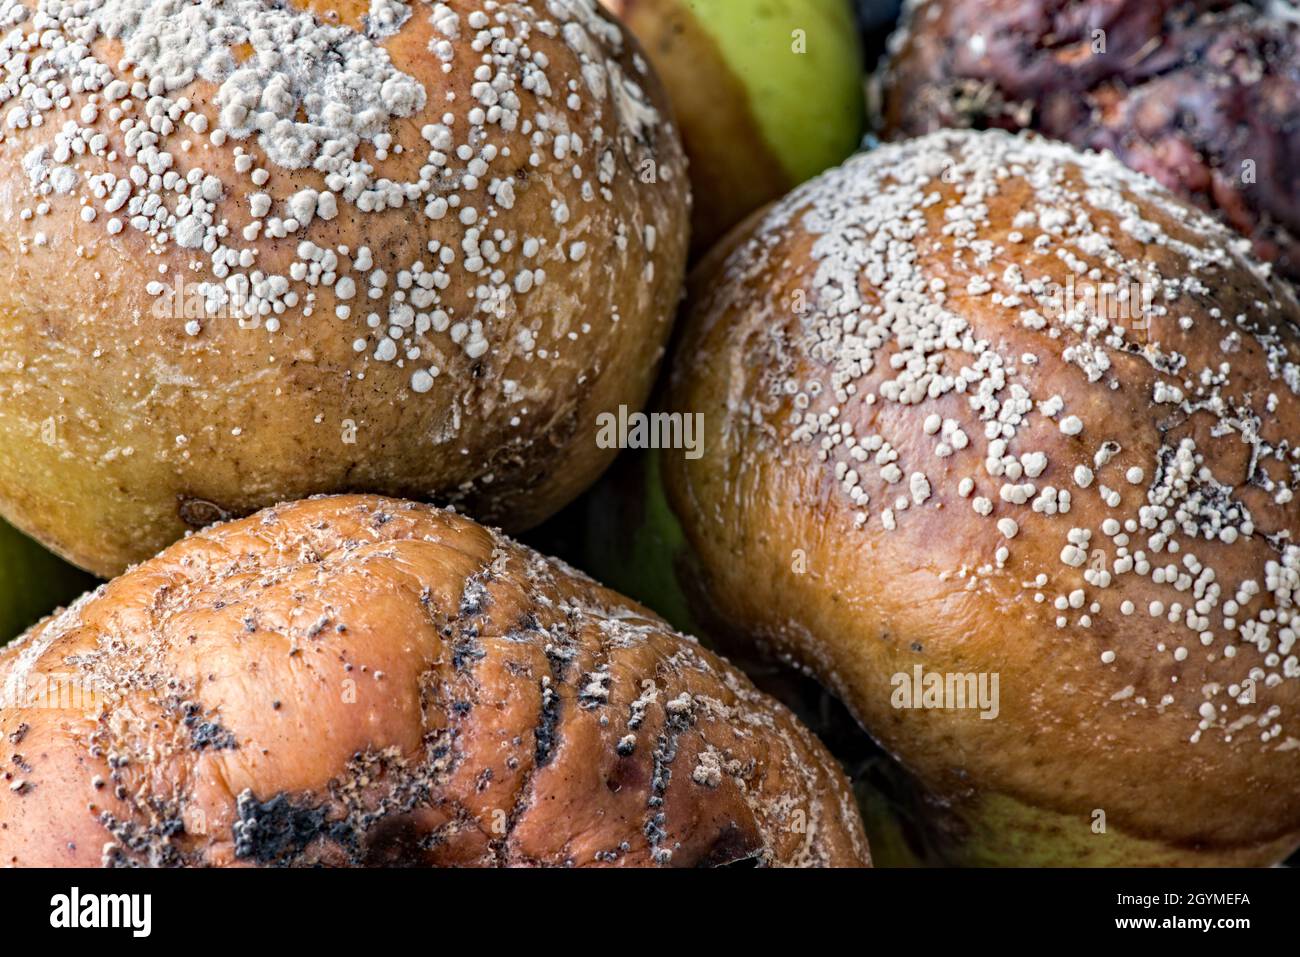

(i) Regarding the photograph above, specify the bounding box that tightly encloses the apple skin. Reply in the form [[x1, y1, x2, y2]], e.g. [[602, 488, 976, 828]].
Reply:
[[585, 447, 930, 865], [0, 518, 97, 644], [584, 447, 1289, 865], [601, 0, 865, 255]]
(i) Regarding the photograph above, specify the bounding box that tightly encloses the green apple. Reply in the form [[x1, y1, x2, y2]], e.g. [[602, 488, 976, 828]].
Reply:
[[0, 517, 96, 644], [601, 0, 865, 254], [583, 447, 701, 635]]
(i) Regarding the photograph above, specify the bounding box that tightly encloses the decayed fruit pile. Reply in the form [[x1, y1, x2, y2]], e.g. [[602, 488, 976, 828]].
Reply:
[[1, 0, 1298, 868]]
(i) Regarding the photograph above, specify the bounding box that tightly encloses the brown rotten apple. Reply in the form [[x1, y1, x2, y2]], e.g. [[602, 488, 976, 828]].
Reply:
[[0, 494, 871, 867], [877, 0, 1300, 279], [0, 0, 690, 577], [657, 128, 1300, 866]]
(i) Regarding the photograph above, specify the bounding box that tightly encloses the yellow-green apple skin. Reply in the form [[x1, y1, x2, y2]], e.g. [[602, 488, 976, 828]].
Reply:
[[0, 518, 96, 644], [601, 0, 865, 254]]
